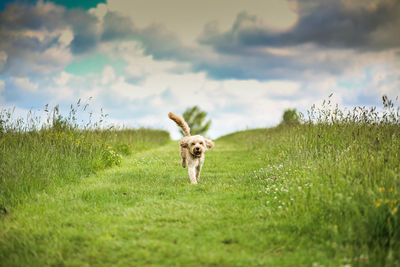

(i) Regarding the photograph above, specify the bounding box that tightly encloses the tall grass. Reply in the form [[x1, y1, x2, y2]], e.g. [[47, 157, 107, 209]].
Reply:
[[295, 96, 400, 264], [0, 102, 170, 210], [220, 95, 400, 265]]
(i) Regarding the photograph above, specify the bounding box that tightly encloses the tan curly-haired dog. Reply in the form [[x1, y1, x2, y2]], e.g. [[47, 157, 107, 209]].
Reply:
[[168, 112, 214, 184]]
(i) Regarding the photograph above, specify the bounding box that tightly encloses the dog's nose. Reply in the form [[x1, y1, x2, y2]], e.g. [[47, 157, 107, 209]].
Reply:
[[196, 147, 200, 151]]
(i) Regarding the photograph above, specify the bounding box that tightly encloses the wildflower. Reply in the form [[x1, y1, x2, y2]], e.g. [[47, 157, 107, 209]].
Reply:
[[379, 187, 385, 192], [388, 188, 393, 192], [278, 206, 282, 209], [375, 199, 383, 207], [392, 207, 398, 215]]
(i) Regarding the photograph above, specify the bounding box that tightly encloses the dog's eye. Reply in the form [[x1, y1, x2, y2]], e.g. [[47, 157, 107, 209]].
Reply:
[[199, 142, 203, 145], [191, 143, 195, 146]]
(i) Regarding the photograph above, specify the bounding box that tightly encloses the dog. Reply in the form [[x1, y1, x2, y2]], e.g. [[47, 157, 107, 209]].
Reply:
[[168, 112, 214, 184]]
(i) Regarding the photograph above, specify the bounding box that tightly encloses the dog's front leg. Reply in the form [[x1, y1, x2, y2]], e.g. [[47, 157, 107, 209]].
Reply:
[[188, 166, 197, 184], [196, 165, 202, 182], [181, 157, 186, 168]]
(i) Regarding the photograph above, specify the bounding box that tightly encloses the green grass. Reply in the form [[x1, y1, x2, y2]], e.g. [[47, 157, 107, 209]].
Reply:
[[0, 104, 170, 208], [1, 98, 399, 266]]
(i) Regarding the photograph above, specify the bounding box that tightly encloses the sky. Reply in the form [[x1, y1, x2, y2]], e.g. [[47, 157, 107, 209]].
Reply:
[[0, 0, 399, 139]]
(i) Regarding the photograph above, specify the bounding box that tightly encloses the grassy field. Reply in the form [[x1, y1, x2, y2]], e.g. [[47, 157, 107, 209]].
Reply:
[[0, 104, 170, 209], [1, 99, 399, 266]]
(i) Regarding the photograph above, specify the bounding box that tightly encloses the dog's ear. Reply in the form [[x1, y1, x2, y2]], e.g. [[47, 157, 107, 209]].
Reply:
[[180, 138, 189, 148], [205, 139, 214, 149]]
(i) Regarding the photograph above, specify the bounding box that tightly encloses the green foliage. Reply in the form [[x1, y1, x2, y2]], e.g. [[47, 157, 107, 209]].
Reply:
[[101, 145, 122, 167], [0, 118, 5, 134], [280, 108, 300, 126], [181, 106, 211, 136], [115, 143, 131, 156]]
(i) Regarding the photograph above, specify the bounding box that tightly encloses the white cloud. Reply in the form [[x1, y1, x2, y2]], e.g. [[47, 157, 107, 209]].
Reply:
[[99, 41, 190, 79], [0, 80, 5, 102], [13, 77, 38, 93], [58, 28, 74, 47], [27, 55, 310, 138], [54, 71, 73, 87], [5, 53, 399, 139], [101, 66, 117, 85], [58, 70, 308, 138]]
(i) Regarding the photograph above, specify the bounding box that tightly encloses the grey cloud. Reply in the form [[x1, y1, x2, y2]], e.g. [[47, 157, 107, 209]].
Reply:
[[101, 11, 135, 41], [93, 1, 400, 81], [100, 12, 194, 62], [0, 1, 194, 76], [191, 42, 362, 81], [200, 0, 400, 52], [0, 1, 101, 75], [0, 1, 66, 62], [2, 0, 398, 83], [65, 9, 99, 54], [0, 1, 66, 31], [137, 24, 194, 61], [0, 1, 100, 54]]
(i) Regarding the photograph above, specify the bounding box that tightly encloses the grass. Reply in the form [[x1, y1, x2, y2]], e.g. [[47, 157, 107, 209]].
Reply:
[[0, 103, 170, 208], [0, 97, 399, 266]]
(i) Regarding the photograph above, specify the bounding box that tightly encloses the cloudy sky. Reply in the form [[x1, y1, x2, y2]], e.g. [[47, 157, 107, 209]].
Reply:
[[1, 0, 399, 138]]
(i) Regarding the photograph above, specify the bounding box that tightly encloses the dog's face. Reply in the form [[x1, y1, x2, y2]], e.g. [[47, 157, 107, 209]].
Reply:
[[181, 135, 214, 157]]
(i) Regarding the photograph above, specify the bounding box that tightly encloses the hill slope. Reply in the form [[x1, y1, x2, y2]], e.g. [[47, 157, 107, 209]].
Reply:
[[1, 125, 399, 266]]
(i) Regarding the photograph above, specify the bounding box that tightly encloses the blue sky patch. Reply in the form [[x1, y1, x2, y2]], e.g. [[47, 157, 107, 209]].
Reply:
[[65, 54, 128, 76], [0, 0, 105, 11]]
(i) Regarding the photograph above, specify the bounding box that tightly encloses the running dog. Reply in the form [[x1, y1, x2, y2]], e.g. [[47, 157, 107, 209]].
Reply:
[[168, 112, 214, 184]]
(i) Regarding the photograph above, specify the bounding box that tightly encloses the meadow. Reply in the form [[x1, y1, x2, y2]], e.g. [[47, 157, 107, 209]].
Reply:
[[0, 97, 399, 266]]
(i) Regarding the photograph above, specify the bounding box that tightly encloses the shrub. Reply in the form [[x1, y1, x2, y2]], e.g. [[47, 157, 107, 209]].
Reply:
[[280, 109, 300, 126]]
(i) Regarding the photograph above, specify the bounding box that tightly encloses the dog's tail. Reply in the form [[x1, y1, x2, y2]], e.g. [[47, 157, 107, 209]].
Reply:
[[168, 112, 191, 137]]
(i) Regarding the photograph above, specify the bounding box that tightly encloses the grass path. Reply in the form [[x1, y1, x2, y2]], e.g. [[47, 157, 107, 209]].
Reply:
[[1, 140, 270, 266], [1, 130, 392, 266]]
